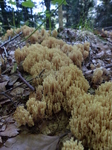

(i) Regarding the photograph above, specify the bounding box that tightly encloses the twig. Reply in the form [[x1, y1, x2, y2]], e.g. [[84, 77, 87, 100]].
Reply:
[[16, 68, 35, 91], [1, 67, 12, 75], [0, 69, 45, 95], [0, 31, 22, 48], [0, 92, 12, 101], [105, 64, 112, 69], [39, 69, 45, 77]]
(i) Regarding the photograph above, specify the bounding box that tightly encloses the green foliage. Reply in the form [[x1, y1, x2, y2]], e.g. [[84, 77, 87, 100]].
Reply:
[[63, 0, 94, 29], [51, 0, 67, 5], [95, 1, 112, 27], [22, 0, 35, 8], [8, 0, 16, 5], [77, 18, 93, 32]]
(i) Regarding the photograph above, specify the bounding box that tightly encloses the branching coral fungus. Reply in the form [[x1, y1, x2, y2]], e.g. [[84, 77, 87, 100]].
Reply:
[[70, 82, 112, 149], [42, 64, 90, 115], [13, 25, 90, 68], [69, 93, 94, 146], [13, 106, 34, 127], [26, 98, 46, 120], [42, 37, 89, 68], [92, 68, 103, 84], [15, 43, 73, 83], [95, 81, 112, 96], [16, 26, 112, 150], [41, 37, 65, 49], [14, 47, 90, 119], [77, 42, 90, 60], [65, 45, 83, 68], [3, 25, 50, 44], [14, 98, 46, 127], [15, 46, 31, 64], [62, 138, 84, 150], [14, 33, 90, 118]]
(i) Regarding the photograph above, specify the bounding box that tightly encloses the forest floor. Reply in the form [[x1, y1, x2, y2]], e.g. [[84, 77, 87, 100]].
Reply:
[[0, 27, 112, 150]]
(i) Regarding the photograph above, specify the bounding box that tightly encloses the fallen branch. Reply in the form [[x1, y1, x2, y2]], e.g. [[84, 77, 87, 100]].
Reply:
[[0, 31, 22, 48], [16, 68, 35, 91]]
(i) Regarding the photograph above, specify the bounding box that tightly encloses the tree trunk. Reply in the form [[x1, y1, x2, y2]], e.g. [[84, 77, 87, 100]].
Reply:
[[22, 0, 29, 22], [0, 0, 9, 29], [44, 0, 51, 29], [58, 5, 63, 28]]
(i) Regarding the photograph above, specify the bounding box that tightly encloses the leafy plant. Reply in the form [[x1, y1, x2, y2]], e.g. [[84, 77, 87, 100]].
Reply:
[[20, 0, 67, 43], [52, 0, 67, 5], [77, 17, 93, 32], [22, 0, 35, 8]]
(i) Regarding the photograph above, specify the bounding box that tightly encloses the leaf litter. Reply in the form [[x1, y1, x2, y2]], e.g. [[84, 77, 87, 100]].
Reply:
[[2, 133, 60, 150]]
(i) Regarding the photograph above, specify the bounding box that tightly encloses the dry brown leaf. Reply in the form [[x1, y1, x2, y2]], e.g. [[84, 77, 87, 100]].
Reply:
[[0, 99, 11, 105], [0, 124, 6, 132], [95, 51, 104, 58], [10, 87, 24, 96], [0, 136, 2, 143], [0, 81, 8, 92], [0, 123, 19, 137], [8, 75, 19, 86], [0, 75, 9, 82], [2, 133, 60, 150]]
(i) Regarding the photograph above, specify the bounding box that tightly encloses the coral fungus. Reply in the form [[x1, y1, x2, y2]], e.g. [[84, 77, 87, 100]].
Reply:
[[3, 25, 50, 44], [41, 37, 90, 67], [14, 98, 46, 127], [92, 68, 103, 84], [13, 26, 112, 149], [13, 106, 34, 127], [62, 138, 84, 150], [26, 98, 46, 120], [70, 82, 112, 149]]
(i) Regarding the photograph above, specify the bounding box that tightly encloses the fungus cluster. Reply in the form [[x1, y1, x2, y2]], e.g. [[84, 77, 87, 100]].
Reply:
[[12, 26, 112, 149], [3, 25, 50, 44], [70, 82, 112, 149], [62, 138, 84, 150]]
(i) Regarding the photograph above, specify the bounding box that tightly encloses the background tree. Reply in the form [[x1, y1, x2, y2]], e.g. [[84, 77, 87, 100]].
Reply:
[[63, 0, 94, 28], [0, 0, 9, 29], [44, 0, 51, 29], [22, 0, 29, 21], [58, 4, 63, 28], [95, 0, 112, 28]]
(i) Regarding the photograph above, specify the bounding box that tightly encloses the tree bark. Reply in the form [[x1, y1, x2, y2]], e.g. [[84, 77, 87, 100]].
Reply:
[[44, 0, 51, 29], [0, 0, 9, 29], [58, 5, 63, 28]]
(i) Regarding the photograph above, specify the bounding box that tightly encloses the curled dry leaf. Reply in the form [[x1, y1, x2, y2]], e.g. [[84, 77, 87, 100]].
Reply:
[[0, 75, 9, 82], [8, 75, 19, 86], [0, 123, 19, 137], [0, 81, 8, 92], [0, 136, 2, 144], [10, 87, 24, 96], [2, 133, 60, 150]]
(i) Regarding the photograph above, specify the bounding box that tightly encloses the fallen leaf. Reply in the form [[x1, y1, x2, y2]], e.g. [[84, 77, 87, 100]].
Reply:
[[8, 75, 18, 86], [95, 51, 104, 58], [0, 99, 11, 105], [0, 123, 19, 137], [2, 133, 60, 150], [0, 75, 9, 82], [0, 123, 6, 132], [0, 136, 2, 143], [10, 87, 24, 96], [0, 81, 8, 92]]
